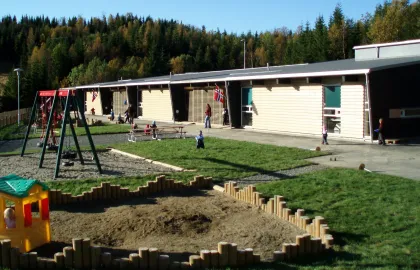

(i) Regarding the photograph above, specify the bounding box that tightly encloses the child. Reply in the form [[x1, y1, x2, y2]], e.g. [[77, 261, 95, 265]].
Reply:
[[110, 109, 115, 121], [117, 114, 124, 124], [322, 125, 329, 145], [90, 108, 95, 115], [223, 108, 229, 126], [4, 208, 16, 229], [151, 121, 157, 139], [204, 104, 212, 128], [196, 130, 205, 149], [375, 118, 386, 145]]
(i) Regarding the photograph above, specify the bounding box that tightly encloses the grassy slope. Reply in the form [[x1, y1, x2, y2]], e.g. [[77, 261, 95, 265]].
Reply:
[[256, 168, 420, 269], [112, 137, 326, 181]]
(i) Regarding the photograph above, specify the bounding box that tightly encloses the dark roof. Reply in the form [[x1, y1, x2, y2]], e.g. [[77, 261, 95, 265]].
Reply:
[[0, 174, 49, 198], [67, 56, 420, 90]]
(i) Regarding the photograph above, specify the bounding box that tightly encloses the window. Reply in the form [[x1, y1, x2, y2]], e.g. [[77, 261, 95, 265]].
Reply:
[[324, 86, 341, 108]]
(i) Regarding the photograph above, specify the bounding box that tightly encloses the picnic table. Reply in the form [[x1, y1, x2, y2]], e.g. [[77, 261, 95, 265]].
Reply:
[[127, 125, 187, 142]]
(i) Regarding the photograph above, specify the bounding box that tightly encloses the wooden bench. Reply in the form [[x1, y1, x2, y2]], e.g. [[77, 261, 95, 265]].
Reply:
[[127, 126, 187, 142]]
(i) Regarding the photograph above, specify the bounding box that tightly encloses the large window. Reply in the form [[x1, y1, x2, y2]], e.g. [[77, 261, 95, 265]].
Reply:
[[324, 86, 341, 108]]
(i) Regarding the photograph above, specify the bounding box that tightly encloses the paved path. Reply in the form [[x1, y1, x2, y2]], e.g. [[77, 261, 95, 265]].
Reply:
[[2, 116, 420, 181]]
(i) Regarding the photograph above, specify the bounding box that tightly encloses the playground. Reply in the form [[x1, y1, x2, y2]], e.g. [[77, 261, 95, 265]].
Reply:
[[0, 151, 176, 181]]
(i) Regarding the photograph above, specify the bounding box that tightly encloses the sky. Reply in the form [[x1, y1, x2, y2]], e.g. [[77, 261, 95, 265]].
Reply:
[[1, 0, 395, 33]]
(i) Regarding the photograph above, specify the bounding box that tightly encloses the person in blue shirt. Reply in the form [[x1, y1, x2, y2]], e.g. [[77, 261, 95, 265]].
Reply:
[[196, 130, 204, 149], [110, 109, 115, 121]]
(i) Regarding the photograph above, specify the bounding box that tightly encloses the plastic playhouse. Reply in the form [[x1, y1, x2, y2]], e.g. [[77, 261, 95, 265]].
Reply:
[[0, 174, 51, 252]]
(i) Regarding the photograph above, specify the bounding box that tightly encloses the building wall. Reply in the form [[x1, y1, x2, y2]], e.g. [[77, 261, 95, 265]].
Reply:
[[85, 90, 103, 115], [340, 84, 365, 139], [142, 89, 173, 122], [112, 90, 128, 117], [251, 84, 323, 135], [187, 89, 224, 125]]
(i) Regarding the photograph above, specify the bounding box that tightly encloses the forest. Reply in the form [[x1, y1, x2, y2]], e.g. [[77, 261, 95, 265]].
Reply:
[[0, 0, 419, 111]]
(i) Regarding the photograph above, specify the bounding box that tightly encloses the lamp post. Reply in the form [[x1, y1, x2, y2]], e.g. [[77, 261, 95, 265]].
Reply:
[[240, 39, 246, 69], [13, 68, 23, 126]]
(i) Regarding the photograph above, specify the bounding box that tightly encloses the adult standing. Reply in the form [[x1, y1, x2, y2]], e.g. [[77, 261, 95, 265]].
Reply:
[[205, 104, 212, 128]]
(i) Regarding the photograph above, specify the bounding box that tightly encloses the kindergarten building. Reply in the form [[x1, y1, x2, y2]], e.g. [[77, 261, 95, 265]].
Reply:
[[67, 39, 420, 142]]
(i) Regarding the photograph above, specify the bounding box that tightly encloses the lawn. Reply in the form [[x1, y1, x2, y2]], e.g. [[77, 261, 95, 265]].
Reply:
[[112, 137, 326, 181], [43, 137, 325, 195], [256, 168, 420, 269], [0, 122, 131, 140]]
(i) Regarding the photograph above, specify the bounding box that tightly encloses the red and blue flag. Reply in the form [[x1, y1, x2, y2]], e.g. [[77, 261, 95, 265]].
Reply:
[[213, 85, 224, 103]]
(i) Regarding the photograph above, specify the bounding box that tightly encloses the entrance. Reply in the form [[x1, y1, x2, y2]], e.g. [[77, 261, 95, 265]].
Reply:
[[323, 85, 341, 134], [241, 87, 253, 126]]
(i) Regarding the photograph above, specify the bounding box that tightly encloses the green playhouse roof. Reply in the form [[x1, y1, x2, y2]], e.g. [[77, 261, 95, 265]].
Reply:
[[0, 174, 49, 198]]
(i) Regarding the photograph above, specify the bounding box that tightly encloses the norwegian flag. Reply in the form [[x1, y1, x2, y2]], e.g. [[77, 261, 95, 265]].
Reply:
[[92, 91, 98, 102], [213, 85, 224, 103]]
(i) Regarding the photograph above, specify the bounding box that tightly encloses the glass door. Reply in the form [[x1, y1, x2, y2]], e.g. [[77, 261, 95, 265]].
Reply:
[[241, 87, 253, 126], [323, 85, 341, 134]]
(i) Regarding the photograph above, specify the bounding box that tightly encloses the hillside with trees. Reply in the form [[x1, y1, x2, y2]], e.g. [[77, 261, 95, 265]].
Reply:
[[0, 0, 419, 112]]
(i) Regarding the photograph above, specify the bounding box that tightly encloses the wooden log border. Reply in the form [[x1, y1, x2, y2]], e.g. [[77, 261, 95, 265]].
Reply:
[[48, 175, 213, 206], [221, 182, 335, 263]]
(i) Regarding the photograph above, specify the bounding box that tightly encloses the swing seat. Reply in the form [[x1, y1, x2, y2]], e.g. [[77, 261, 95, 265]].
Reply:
[[62, 161, 74, 167], [62, 151, 77, 160], [46, 144, 58, 151], [36, 142, 43, 148]]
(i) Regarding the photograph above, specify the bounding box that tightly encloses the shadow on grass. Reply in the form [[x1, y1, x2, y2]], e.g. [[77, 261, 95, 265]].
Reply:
[[201, 157, 273, 174], [51, 188, 210, 214]]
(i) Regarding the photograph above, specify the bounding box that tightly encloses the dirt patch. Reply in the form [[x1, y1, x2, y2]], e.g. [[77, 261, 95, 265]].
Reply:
[[0, 151, 175, 181], [39, 189, 305, 261]]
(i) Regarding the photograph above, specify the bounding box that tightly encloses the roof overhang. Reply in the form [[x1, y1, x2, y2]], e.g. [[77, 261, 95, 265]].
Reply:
[[171, 69, 370, 84]]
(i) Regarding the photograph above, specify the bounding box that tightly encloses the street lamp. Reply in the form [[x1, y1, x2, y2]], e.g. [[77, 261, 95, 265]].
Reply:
[[240, 39, 246, 69], [13, 68, 23, 126]]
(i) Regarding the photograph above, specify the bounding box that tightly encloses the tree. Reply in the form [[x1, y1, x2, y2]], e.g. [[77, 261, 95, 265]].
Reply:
[[312, 16, 329, 62]]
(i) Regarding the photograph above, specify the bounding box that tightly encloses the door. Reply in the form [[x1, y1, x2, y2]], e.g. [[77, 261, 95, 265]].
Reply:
[[241, 87, 253, 126], [323, 85, 341, 134]]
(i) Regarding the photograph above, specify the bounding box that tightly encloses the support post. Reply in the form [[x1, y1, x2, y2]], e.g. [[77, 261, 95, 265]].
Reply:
[[168, 83, 175, 123], [225, 81, 232, 128], [54, 91, 71, 178], [75, 91, 102, 174], [67, 101, 84, 165], [39, 91, 58, 168], [365, 73, 373, 143], [21, 91, 39, 156]]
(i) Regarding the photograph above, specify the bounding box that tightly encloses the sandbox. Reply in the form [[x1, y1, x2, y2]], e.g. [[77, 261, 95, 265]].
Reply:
[[43, 189, 304, 262]]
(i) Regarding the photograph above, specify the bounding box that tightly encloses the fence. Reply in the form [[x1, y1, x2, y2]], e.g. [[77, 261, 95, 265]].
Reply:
[[0, 108, 31, 127]]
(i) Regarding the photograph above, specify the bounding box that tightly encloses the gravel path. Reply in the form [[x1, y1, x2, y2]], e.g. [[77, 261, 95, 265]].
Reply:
[[0, 151, 176, 181], [234, 164, 328, 186]]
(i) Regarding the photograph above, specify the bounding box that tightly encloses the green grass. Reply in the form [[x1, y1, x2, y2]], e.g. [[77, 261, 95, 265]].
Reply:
[[41, 137, 325, 195], [0, 122, 131, 140], [112, 137, 326, 181], [256, 168, 420, 269]]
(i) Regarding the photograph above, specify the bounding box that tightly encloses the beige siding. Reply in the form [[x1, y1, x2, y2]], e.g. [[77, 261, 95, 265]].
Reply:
[[85, 90, 103, 115], [142, 89, 173, 122], [340, 84, 364, 138], [252, 84, 323, 135]]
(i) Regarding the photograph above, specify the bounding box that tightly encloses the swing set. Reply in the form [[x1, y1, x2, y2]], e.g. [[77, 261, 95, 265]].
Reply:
[[21, 89, 102, 179]]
